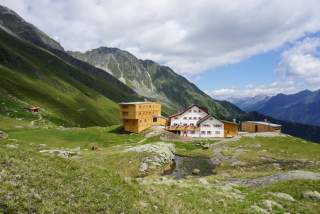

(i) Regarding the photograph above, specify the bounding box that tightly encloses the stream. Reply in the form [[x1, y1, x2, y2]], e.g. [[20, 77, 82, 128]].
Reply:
[[163, 155, 216, 179]]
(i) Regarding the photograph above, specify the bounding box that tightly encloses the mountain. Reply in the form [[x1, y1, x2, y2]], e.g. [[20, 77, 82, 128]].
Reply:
[[69, 47, 244, 118], [228, 95, 271, 112], [0, 5, 142, 127], [0, 4, 243, 121], [236, 90, 320, 126]]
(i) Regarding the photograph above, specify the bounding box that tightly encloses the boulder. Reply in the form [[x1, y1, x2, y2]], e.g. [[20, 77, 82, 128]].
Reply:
[[302, 191, 320, 200], [40, 147, 80, 158], [271, 192, 295, 202], [126, 142, 175, 173], [192, 168, 200, 175], [5, 144, 18, 149], [198, 178, 209, 185], [0, 130, 8, 139], [262, 200, 283, 211]]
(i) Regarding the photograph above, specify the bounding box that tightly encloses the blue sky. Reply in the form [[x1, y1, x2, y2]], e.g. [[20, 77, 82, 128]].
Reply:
[[197, 49, 280, 91], [1, 0, 320, 100]]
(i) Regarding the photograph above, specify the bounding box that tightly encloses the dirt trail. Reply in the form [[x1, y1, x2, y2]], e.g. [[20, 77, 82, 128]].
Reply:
[[229, 170, 320, 187]]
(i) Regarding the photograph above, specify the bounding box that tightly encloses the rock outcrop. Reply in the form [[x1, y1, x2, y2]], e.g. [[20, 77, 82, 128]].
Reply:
[[40, 147, 80, 158], [0, 130, 8, 139], [126, 142, 175, 173]]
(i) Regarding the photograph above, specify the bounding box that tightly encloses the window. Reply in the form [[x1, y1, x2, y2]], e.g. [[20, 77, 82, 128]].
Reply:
[[207, 131, 211, 134], [184, 117, 187, 120], [198, 110, 201, 112], [174, 117, 178, 120], [215, 131, 220, 134], [214, 125, 222, 128], [123, 112, 128, 116], [210, 118, 213, 120], [153, 118, 157, 122], [201, 131, 205, 134], [189, 117, 192, 120], [189, 110, 192, 112], [174, 123, 178, 126], [193, 110, 197, 113], [191, 131, 195, 134], [193, 117, 197, 120]]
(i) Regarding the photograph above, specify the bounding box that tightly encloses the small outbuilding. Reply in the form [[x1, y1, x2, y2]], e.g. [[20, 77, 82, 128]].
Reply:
[[222, 120, 238, 138], [24, 106, 40, 113], [152, 115, 168, 126], [241, 121, 281, 133]]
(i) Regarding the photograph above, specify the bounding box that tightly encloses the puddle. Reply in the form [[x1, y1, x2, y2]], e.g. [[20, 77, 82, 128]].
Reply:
[[163, 155, 216, 179]]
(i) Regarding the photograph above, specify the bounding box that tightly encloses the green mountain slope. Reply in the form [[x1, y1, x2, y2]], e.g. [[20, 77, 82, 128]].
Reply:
[[0, 5, 147, 126], [69, 47, 244, 118], [0, 28, 123, 126]]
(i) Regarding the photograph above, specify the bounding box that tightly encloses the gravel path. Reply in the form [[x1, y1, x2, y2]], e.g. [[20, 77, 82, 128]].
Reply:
[[229, 170, 320, 187]]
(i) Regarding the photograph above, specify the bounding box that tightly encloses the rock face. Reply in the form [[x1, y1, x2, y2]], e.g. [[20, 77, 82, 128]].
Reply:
[[69, 47, 244, 118], [302, 191, 320, 200], [127, 142, 175, 173]]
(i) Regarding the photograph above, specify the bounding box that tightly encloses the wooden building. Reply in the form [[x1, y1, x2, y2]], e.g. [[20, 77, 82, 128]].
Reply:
[[241, 121, 282, 133], [152, 115, 168, 126], [119, 102, 162, 133], [222, 120, 238, 138]]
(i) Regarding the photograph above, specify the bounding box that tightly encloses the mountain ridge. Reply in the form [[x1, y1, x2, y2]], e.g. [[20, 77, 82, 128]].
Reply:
[[232, 89, 320, 126], [69, 47, 244, 118]]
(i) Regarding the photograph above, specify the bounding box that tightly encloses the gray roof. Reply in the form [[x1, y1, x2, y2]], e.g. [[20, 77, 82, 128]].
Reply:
[[245, 121, 282, 127], [119, 101, 156, 105]]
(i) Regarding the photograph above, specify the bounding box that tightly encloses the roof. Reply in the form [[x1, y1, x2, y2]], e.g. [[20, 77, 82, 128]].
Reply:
[[244, 121, 282, 127], [221, 120, 237, 125], [169, 104, 209, 118], [119, 101, 157, 105], [197, 115, 222, 126], [153, 115, 167, 119]]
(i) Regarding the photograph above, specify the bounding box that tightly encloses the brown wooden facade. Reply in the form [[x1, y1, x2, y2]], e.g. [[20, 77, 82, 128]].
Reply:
[[222, 120, 238, 138], [119, 102, 161, 133], [241, 121, 281, 133]]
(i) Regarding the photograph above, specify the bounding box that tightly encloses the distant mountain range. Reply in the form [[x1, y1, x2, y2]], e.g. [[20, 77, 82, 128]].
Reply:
[[231, 90, 320, 126]]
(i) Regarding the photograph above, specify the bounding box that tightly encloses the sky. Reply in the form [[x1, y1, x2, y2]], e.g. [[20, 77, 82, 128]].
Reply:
[[1, 0, 320, 100]]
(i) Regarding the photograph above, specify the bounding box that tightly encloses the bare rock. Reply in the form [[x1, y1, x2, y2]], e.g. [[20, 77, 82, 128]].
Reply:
[[198, 178, 209, 185], [271, 192, 295, 202], [262, 200, 283, 211], [5, 144, 18, 149], [192, 168, 200, 175], [40, 147, 80, 158], [302, 191, 320, 200], [249, 205, 269, 214], [0, 130, 8, 139], [127, 142, 175, 173]]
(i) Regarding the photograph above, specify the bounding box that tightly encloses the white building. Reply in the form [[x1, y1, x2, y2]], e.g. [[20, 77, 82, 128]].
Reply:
[[166, 104, 224, 138]]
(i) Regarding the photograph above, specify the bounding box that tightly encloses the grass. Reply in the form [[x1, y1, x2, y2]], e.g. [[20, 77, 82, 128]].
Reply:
[[1, 118, 320, 213]]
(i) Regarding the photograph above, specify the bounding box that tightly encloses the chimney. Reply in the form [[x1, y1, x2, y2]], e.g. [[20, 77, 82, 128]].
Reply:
[[233, 118, 236, 123]]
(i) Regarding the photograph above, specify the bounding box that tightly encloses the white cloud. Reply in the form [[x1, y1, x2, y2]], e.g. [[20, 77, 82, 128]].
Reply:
[[277, 37, 320, 86], [208, 81, 296, 100], [1, 0, 320, 76], [209, 36, 320, 100]]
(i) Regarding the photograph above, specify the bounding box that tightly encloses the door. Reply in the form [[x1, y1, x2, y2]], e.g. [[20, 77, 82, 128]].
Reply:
[[255, 125, 258, 132]]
